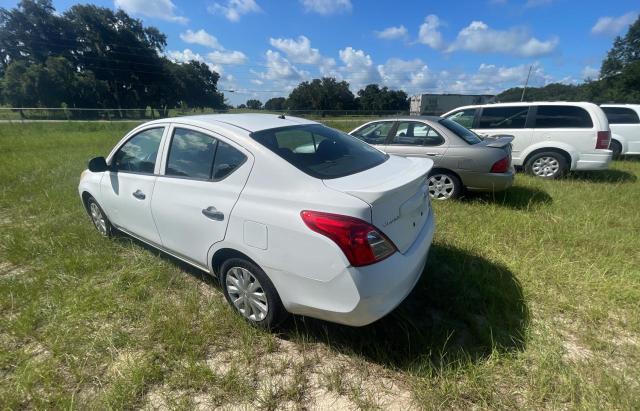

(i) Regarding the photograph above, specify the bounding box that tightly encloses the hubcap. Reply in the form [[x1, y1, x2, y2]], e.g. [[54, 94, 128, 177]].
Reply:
[[428, 174, 455, 200], [532, 156, 559, 177], [225, 267, 269, 322], [89, 202, 107, 235]]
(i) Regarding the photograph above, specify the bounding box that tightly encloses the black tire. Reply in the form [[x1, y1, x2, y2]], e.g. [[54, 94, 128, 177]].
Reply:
[[220, 257, 288, 329], [428, 171, 462, 200], [610, 140, 622, 159], [525, 152, 568, 179], [86, 195, 114, 237]]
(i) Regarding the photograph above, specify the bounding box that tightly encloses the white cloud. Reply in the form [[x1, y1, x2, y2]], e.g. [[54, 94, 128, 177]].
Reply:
[[268, 35, 336, 73], [338, 47, 381, 90], [377, 58, 440, 90], [582, 65, 600, 80], [257, 50, 307, 82], [207, 50, 247, 65], [166, 48, 206, 64], [114, 0, 187, 23], [300, 0, 352, 15], [418, 15, 444, 49], [591, 11, 638, 35], [450, 62, 551, 94], [448, 21, 558, 57], [179, 29, 222, 50], [375, 25, 408, 40], [208, 0, 261, 22]]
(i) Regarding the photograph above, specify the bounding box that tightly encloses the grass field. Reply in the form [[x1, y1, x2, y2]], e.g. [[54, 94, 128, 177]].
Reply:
[[1, 122, 639, 410]]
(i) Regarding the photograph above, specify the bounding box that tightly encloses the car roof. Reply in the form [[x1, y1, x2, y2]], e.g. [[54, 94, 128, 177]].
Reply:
[[449, 101, 600, 111], [364, 115, 442, 122], [601, 104, 640, 108], [143, 113, 317, 133]]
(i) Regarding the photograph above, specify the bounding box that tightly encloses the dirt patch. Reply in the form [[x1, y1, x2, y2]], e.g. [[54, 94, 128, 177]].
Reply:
[[0, 261, 28, 279]]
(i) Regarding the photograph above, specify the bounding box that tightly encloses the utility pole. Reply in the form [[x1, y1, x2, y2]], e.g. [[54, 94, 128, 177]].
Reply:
[[521, 65, 533, 102]]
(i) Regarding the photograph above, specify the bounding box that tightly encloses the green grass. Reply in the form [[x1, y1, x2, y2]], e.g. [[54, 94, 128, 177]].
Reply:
[[1, 122, 639, 409]]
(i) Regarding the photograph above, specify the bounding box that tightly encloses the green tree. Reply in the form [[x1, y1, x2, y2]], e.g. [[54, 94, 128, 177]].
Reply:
[[264, 97, 286, 111], [287, 77, 356, 111], [246, 99, 262, 110], [601, 16, 640, 78], [356, 84, 409, 111]]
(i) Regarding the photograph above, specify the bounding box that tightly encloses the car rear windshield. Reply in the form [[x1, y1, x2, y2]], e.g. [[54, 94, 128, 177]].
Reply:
[[251, 124, 388, 179], [438, 118, 482, 145]]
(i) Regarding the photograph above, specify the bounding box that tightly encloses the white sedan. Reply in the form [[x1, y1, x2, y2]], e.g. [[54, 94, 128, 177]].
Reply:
[[79, 114, 435, 328]]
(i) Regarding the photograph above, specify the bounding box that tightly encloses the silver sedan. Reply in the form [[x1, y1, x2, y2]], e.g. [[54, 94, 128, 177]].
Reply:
[[349, 116, 515, 200]]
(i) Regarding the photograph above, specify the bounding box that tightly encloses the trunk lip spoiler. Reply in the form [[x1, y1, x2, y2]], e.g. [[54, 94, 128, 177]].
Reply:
[[483, 135, 515, 148]]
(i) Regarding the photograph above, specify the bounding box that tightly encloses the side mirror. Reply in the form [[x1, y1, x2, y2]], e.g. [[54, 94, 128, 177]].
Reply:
[[88, 156, 109, 172]]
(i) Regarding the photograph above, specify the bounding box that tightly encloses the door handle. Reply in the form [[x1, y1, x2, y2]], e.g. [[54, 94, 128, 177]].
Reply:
[[202, 206, 224, 221], [132, 189, 146, 200], [425, 153, 438, 156]]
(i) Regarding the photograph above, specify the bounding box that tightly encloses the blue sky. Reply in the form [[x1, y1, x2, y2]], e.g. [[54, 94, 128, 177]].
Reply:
[[1, 0, 638, 104]]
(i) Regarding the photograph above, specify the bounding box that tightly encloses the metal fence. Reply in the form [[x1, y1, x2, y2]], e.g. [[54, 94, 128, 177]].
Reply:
[[0, 107, 409, 121]]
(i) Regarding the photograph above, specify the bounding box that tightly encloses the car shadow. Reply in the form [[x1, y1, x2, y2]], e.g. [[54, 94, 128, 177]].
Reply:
[[278, 244, 529, 371], [565, 169, 636, 183], [110, 233, 529, 371], [462, 186, 553, 211]]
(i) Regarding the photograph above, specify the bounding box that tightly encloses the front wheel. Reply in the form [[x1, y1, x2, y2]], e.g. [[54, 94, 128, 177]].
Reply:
[[221, 258, 287, 329], [86, 196, 114, 237], [525, 152, 567, 179], [428, 172, 462, 200]]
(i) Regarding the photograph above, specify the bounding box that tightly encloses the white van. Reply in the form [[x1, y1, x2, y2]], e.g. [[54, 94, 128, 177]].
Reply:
[[600, 104, 640, 157], [442, 102, 612, 178]]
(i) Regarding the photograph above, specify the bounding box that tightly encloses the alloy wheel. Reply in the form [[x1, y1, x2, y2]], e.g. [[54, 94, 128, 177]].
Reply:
[[532, 156, 559, 177], [225, 266, 269, 322], [89, 202, 108, 236], [428, 174, 455, 200]]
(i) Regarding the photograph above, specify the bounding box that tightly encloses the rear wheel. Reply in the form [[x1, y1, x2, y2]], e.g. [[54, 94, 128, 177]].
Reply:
[[525, 152, 567, 179], [428, 172, 462, 200], [86, 196, 114, 237], [610, 140, 622, 159], [221, 258, 287, 329]]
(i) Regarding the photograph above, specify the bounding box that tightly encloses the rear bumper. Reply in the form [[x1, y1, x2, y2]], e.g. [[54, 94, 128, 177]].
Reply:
[[271, 207, 436, 326], [574, 151, 612, 171], [459, 168, 515, 192]]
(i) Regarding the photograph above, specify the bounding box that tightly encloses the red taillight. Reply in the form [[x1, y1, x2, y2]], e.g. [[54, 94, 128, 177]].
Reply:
[[596, 131, 610, 149], [300, 210, 397, 267], [490, 156, 510, 173]]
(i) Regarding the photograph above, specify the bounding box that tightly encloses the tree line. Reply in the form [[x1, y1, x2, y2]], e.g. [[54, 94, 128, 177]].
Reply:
[[0, 0, 224, 117], [497, 16, 640, 103], [239, 81, 410, 112]]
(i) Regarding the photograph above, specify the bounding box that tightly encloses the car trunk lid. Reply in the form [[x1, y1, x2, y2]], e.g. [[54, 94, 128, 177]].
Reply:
[[323, 155, 433, 254]]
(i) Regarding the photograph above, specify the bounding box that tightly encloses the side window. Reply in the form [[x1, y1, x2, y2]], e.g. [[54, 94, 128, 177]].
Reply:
[[391, 122, 444, 146], [445, 109, 476, 128], [351, 122, 393, 144], [212, 141, 246, 180], [535, 106, 593, 128], [166, 128, 218, 179], [602, 107, 640, 124], [478, 106, 529, 129], [113, 127, 164, 174]]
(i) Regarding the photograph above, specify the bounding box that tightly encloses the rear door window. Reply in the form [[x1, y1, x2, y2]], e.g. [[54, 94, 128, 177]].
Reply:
[[444, 108, 476, 128], [478, 106, 529, 129], [535, 106, 593, 128], [602, 107, 640, 124], [251, 124, 388, 179], [165, 127, 246, 181], [351, 122, 393, 144], [391, 121, 445, 146]]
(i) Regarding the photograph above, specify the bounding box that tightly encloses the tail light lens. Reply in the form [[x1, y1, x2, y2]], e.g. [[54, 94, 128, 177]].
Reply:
[[490, 156, 510, 173], [300, 210, 396, 267], [596, 131, 610, 149]]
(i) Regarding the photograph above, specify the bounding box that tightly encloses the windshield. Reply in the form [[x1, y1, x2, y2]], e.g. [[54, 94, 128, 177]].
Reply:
[[438, 118, 482, 145], [251, 124, 389, 179]]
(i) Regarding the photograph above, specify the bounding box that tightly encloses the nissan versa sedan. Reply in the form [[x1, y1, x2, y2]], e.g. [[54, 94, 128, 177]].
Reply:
[[349, 117, 515, 200], [79, 114, 435, 328]]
